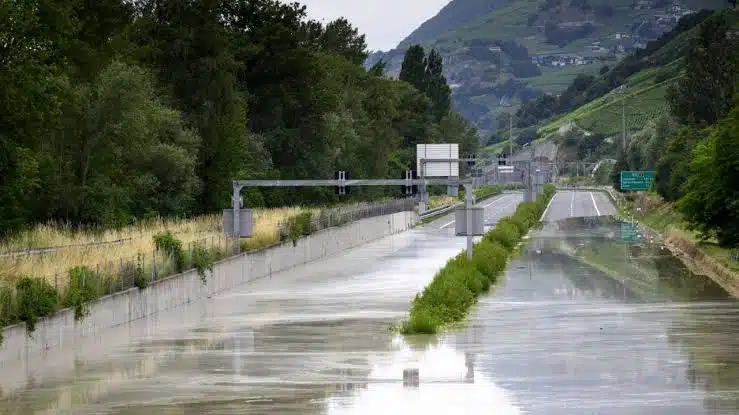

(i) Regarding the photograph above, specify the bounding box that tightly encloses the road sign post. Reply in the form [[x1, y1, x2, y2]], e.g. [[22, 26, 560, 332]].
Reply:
[[620, 222, 638, 243], [620, 171, 655, 191]]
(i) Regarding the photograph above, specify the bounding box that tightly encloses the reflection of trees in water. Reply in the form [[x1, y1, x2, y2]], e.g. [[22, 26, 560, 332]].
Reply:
[[120, 320, 377, 415], [657, 255, 739, 411], [536, 251, 641, 300], [666, 304, 739, 412], [654, 255, 730, 301]]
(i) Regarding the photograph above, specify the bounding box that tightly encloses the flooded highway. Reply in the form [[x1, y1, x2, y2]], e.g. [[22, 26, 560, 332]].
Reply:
[[2, 191, 739, 414]]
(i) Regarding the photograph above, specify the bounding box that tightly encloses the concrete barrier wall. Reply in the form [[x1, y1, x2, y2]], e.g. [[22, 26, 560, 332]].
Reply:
[[0, 210, 418, 370]]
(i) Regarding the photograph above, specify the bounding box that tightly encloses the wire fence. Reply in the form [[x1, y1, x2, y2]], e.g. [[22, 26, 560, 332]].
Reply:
[[43, 198, 417, 294], [277, 198, 416, 239]]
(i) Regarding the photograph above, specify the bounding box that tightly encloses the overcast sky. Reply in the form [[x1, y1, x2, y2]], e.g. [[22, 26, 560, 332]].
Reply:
[[294, 0, 451, 51]]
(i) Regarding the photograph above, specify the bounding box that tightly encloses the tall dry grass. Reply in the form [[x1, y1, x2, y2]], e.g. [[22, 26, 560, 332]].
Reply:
[[427, 195, 459, 210], [0, 207, 317, 288]]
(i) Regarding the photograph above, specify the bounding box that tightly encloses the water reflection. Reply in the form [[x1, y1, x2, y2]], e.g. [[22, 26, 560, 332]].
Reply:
[[323, 335, 521, 415], [3, 215, 739, 414], [473, 217, 739, 414]]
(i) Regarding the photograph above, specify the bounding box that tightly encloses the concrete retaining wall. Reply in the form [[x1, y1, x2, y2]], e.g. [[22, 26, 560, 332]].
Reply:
[[0, 210, 418, 370]]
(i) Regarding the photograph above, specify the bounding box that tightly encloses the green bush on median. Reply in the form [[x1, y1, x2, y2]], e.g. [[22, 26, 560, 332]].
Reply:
[[400, 187, 556, 335]]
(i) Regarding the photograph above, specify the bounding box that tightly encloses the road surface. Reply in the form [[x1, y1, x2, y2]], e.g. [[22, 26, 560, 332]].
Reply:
[[0, 194, 524, 414], [426, 192, 523, 231], [3, 190, 739, 414], [542, 190, 618, 221]]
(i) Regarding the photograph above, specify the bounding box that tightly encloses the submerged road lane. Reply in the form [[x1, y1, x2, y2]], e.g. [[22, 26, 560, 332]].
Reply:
[[464, 195, 739, 414], [543, 190, 618, 221], [426, 192, 523, 231], [0, 196, 524, 414], [329, 192, 739, 414]]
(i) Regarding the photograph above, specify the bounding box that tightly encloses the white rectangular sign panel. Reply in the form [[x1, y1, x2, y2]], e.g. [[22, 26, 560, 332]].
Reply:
[[416, 144, 459, 177], [223, 209, 253, 237]]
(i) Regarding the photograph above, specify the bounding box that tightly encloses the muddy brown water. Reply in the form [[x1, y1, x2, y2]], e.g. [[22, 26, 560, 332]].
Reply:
[[1, 213, 739, 414]]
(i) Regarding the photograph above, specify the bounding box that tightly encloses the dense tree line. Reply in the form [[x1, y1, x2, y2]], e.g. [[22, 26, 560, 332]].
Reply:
[[0, 0, 477, 236], [610, 10, 739, 246]]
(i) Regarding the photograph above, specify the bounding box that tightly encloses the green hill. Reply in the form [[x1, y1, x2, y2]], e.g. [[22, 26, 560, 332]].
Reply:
[[537, 8, 739, 139], [366, 0, 730, 138]]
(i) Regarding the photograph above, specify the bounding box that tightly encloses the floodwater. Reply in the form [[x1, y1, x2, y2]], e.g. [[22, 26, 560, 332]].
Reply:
[[2, 207, 739, 414]]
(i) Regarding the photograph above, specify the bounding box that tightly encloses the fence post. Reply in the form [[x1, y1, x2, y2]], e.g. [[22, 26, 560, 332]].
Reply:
[[55, 272, 58, 290], [108, 262, 113, 294], [152, 249, 157, 281]]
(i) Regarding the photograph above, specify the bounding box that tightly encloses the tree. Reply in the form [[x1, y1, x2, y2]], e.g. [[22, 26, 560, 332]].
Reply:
[[0, 0, 480, 234], [678, 105, 739, 246], [369, 59, 386, 77], [611, 151, 628, 191], [317, 18, 368, 65], [654, 127, 703, 201], [424, 49, 452, 121], [135, 0, 257, 211], [399, 45, 426, 91], [49, 61, 201, 225], [667, 12, 737, 127]]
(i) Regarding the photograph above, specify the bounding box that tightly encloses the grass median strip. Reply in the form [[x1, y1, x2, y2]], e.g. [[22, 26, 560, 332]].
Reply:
[[398, 184, 556, 335]]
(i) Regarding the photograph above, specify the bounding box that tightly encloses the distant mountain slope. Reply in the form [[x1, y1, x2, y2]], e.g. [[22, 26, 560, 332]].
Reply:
[[503, 8, 738, 177], [538, 8, 736, 138], [397, 0, 507, 49], [368, 0, 731, 139]]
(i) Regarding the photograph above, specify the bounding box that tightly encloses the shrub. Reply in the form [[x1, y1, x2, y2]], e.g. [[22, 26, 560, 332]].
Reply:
[[64, 266, 102, 321], [472, 240, 508, 280], [134, 254, 149, 289], [16, 277, 59, 334], [153, 231, 185, 273], [399, 187, 557, 335], [485, 221, 520, 250], [191, 242, 214, 284], [285, 212, 315, 242]]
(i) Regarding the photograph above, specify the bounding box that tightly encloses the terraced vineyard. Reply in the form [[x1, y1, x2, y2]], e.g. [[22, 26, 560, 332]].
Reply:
[[540, 73, 678, 138]]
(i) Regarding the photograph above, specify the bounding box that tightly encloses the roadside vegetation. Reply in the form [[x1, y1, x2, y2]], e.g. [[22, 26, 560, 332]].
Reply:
[[614, 192, 739, 276], [0, 198, 413, 344], [607, 11, 738, 249], [0, 0, 482, 343], [505, 8, 738, 279], [0, 0, 479, 239], [399, 184, 556, 335]]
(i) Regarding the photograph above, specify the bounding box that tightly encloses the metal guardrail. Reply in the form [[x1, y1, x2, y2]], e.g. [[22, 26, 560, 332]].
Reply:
[[418, 189, 524, 220], [419, 203, 460, 220]]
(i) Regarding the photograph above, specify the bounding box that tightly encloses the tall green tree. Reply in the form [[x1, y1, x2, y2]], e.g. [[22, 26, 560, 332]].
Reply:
[[314, 18, 368, 65], [399, 45, 426, 91], [654, 127, 704, 201], [135, 0, 254, 212], [667, 11, 738, 127], [678, 105, 739, 246], [369, 59, 387, 77], [424, 49, 452, 122]]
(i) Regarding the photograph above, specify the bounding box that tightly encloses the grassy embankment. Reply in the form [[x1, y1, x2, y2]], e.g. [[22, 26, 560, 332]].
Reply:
[[0, 198, 422, 343], [399, 184, 556, 335], [612, 191, 739, 295]]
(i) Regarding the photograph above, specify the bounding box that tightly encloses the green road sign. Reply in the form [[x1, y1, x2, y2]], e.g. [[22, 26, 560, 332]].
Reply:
[[621, 222, 638, 243], [620, 170, 655, 191]]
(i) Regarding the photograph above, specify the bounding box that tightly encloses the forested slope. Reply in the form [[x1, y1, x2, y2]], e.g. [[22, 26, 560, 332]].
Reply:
[[0, 0, 476, 236], [519, 8, 739, 247]]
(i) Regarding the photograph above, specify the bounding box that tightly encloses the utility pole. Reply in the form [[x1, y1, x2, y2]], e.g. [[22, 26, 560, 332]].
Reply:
[[620, 85, 627, 151], [509, 114, 513, 159], [464, 183, 473, 260]]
